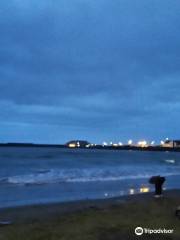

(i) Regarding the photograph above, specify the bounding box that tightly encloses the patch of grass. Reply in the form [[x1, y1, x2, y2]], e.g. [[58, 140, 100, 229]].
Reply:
[[1, 196, 180, 240]]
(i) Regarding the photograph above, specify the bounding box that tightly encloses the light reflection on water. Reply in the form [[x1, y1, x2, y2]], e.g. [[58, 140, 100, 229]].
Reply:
[[129, 186, 150, 195], [104, 185, 151, 198]]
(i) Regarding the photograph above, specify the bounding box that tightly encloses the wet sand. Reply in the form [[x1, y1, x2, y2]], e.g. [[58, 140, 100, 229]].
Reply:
[[0, 190, 180, 239]]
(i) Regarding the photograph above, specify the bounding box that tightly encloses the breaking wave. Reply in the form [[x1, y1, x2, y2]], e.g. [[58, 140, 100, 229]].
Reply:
[[165, 159, 176, 164], [1, 166, 180, 186]]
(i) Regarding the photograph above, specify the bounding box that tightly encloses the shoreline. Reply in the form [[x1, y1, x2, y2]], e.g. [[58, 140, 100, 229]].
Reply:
[[1, 189, 180, 222]]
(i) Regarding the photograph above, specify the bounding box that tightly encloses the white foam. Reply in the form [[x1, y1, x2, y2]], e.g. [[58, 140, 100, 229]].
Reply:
[[4, 167, 180, 186], [165, 159, 175, 164]]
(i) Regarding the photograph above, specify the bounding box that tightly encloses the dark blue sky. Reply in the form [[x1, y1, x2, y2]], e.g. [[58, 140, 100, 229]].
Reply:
[[0, 0, 180, 144]]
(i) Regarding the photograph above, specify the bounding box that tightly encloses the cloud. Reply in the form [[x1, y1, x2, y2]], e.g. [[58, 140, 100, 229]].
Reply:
[[0, 0, 180, 142]]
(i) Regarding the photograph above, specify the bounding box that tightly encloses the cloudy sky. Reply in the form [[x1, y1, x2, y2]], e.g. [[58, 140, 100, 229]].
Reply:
[[0, 0, 180, 144]]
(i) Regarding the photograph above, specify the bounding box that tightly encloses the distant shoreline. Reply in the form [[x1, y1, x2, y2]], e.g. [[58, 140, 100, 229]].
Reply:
[[1, 142, 180, 152]]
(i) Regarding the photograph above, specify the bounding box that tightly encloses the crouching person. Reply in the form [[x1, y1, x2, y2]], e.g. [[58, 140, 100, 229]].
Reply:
[[149, 176, 166, 197]]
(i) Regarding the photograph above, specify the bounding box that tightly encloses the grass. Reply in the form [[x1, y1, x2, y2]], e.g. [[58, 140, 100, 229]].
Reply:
[[0, 194, 180, 240]]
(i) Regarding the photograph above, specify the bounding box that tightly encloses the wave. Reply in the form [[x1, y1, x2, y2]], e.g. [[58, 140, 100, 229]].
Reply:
[[165, 159, 176, 164], [1, 166, 180, 186]]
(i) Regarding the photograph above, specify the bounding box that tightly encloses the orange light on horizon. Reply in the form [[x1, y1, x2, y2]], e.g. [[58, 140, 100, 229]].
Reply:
[[68, 143, 76, 148], [138, 140, 147, 147]]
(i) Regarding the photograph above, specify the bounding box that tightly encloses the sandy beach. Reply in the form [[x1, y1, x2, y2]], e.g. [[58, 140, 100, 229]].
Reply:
[[0, 190, 180, 239]]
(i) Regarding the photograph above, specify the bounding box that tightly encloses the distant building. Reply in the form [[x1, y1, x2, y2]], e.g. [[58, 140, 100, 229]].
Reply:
[[163, 140, 180, 148], [66, 140, 90, 148]]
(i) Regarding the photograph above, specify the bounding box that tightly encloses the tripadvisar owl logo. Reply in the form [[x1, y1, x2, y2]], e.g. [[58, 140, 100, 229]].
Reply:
[[135, 227, 143, 235]]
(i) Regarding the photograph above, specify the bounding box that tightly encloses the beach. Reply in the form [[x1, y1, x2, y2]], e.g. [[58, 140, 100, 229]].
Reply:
[[0, 190, 180, 240]]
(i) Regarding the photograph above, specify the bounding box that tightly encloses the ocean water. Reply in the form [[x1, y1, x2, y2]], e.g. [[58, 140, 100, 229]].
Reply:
[[0, 147, 180, 208]]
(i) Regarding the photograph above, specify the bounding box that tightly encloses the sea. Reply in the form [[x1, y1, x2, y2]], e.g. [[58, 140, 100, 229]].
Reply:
[[0, 147, 180, 208]]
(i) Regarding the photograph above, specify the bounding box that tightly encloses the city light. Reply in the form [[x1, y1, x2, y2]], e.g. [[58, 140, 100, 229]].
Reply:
[[68, 143, 76, 148], [160, 140, 165, 145], [103, 142, 108, 146], [138, 140, 147, 147], [113, 143, 118, 147], [68, 138, 179, 149]]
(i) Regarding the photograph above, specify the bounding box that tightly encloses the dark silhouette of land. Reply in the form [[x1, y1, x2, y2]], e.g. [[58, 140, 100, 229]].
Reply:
[[0, 142, 180, 152]]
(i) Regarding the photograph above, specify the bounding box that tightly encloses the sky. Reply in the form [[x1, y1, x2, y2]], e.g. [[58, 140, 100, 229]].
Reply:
[[0, 0, 180, 144]]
